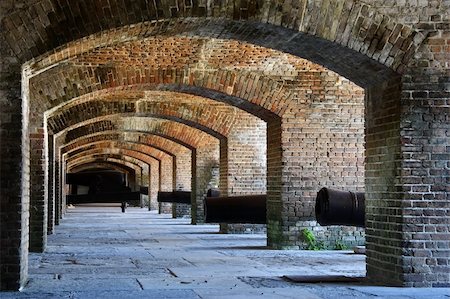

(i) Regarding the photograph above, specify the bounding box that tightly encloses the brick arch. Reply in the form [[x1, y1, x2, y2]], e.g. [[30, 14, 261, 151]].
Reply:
[[4, 4, 422, 79], [68, 156, 144, 175], [63, 132, 188, 160], [66, 155, 149, 203], [61, 116, 216, 151], [70, 161, 137, 178], [67, 152, 157, 188], [45, 90, 247, 139], [66, 147, 163, 205], [65, 149, 155, 192], [67, 160, 139, 195], [65, 142, 166, 166], [68, 160, 139, 194], [37, 70, 282, 126]]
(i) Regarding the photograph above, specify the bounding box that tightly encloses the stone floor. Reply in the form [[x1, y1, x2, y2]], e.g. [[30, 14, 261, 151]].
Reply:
[[2, 205, 449, 299]]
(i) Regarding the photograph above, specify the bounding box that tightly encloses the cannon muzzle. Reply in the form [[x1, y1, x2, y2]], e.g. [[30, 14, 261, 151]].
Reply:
[[315, 187, 365, 227]]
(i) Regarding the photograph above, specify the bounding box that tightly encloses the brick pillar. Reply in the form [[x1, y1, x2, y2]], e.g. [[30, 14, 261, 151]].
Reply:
[[137, 164, 148, 208], [159, 157, 173, 214], [0, 54, 28, 290], [61, 161, 67, 217], [266, 118, 284, 248], [47, 134, 55, 234], [366, 67, 450, 286], [54, 159, 60, 225], [191, 142, 220, 224], [219, 115, 267, 234], [149, 162, 159, 211], [172, 151, 192, 218], [365, 79, 403, 285], [29, 127, 48, 252], [140, 168, 149, 208]]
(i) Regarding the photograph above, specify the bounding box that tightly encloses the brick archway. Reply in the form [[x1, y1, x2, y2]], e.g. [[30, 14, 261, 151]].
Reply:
[[1, 2, 448, 289]]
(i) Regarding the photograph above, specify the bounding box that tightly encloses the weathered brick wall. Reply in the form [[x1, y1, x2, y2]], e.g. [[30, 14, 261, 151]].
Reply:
[[174, 151, 192, 191], [219, 114, 267, 234], [158, 157, 174, 214], [365, 79, 404, 286], [191, 143, 220, 224], [396, 34, 449, 287], [223, 115, 267, 196], [172, 151, 192, 218], [281, 72, 366, 249]]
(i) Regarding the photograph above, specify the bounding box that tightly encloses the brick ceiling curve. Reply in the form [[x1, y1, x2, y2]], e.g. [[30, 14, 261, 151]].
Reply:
[[67, 150, 156, 169], [68, 155, 145, 172], [67, 141, 174, 167], [3, 3, 417, 83], [45, 90, 257, 139], [69, 161, 137, 176], [63, 128, 191, 155]]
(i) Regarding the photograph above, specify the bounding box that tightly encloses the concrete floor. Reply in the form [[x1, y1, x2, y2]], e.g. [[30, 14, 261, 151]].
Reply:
[[2, 206, 449, 299]]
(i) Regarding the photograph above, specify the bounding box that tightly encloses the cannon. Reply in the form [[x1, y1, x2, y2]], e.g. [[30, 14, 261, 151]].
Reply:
[[139, 186, 149, 195], [315, 187, 365, 227], [204, 194, 266, 224], [157, 191, 191, 204], [207, 188, 221, 198]]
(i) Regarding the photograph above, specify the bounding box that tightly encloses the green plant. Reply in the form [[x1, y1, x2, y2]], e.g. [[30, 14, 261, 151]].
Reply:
[[334, 241, 348, 250], [301, 228, 324, 250]]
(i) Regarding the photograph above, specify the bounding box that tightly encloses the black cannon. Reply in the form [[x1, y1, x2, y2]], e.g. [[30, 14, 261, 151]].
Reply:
[[207, 188, 221, 198], [157, 191, 191, 204], [139, 186, 149, 195], [315, 187, 365, 227], [204, 194, 266, 224], [66, 170, 140, 212]]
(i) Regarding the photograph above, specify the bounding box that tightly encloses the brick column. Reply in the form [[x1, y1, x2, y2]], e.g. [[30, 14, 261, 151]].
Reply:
[[266, 118, 284, 248], [191, 142, 220, 224], [140, 168, 149, 208], [0, 53, 29, 290], [364, 79, 403, 285], [158, 157, 174, 214], [61, 161, 68, 217], [54, 159, 61, 225], [366, 68, 450, 286], [172, 151, 192, 218], [47, 134, 55, 234], [29, 127, 48, 252], [148, 162, 159, 211]]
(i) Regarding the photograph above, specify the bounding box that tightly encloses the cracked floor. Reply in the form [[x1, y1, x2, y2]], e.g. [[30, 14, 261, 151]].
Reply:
[[2, 206, 449, 299]]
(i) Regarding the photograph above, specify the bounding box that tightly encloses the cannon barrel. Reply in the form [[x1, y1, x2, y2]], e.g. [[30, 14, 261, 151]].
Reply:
[[157, 191, 191, 204], [204, 195, 266, 224], [207, 188, 221, 198], [139, 186, 149, 195], [315, 187, 365, 227]]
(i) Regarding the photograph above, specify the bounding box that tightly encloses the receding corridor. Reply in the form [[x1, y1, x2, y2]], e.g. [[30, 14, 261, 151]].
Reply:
[[2, 206, 448, 299]]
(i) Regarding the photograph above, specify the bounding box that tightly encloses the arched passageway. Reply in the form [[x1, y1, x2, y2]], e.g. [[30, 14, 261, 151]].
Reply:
[[1, 1, 448, 291]]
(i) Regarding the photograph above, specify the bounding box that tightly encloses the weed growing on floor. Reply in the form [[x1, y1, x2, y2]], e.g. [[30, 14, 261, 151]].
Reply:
[[301, 228, 324, 250]]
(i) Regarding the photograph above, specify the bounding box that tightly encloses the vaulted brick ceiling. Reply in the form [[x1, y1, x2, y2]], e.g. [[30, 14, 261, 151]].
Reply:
[[31, 34, 364, 169]]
